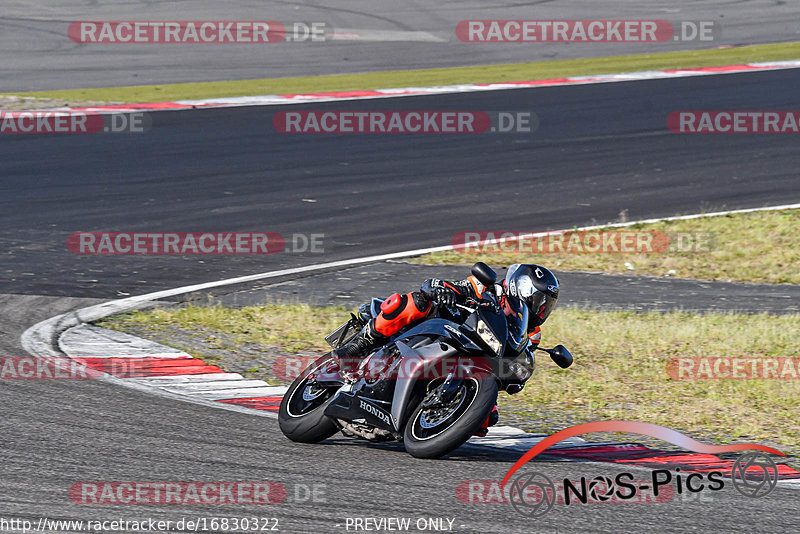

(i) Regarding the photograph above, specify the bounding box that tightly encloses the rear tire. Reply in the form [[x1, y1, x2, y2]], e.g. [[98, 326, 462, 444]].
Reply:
[[403, 376, 498, 459], [278, 355, 340, 443]]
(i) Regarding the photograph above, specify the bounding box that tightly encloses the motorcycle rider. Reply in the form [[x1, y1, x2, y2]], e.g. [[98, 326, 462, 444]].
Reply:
[[332, 262, 558, 379], [331, 264, 559, 435]]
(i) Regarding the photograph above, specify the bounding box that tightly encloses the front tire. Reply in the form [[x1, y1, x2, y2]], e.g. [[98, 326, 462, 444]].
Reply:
[[403, 376, 498, 459], [278, 355, 340, 443]]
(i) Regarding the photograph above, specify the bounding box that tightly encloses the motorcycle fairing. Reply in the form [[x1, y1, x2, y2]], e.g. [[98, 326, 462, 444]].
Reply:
[[324, 390, 397, 432]]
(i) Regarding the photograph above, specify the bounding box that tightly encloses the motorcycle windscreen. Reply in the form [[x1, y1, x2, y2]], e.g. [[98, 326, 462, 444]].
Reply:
[[503, 294, 529, 354]]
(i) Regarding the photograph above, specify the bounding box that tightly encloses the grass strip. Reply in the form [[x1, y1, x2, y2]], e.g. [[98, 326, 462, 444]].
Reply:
[[5, 42, 800, 104]]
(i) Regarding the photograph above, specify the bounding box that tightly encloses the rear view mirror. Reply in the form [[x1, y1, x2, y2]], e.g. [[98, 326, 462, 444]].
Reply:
[[471, 262, 497, 287], [535, 344, 574, 369], [549, 345, 573, 369]]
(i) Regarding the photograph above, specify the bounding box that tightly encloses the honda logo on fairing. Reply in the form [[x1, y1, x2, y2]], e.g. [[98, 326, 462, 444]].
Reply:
[[359, 400, 391, 425]]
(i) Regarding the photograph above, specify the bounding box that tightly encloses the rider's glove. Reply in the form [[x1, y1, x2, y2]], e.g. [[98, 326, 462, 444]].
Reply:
[[432, 287, 456, 308]]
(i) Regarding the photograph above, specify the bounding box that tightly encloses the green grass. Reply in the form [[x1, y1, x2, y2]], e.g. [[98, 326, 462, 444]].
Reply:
[[414, 208, 800, 285], [100, 303, 800, 449], [5, 42, 800, 104], [99, 303, 348, 353]]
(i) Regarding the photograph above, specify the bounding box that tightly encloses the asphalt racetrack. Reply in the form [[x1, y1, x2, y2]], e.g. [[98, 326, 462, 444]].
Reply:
[[2, 68, 799, 297], [1, 69, 800, 532], [3, 0, 800, 91]]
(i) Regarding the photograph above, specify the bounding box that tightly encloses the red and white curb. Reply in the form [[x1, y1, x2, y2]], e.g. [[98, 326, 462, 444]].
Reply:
[[56, 59, 800, 114], [59, 324, 286, 413]]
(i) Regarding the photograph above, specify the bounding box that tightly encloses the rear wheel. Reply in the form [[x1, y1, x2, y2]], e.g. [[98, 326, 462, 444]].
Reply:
[[278, 355, 341, 443], [403, 375, 498, 458]]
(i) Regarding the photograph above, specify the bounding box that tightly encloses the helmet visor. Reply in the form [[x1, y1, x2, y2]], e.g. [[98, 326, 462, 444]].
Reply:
[[527, 290, 557, 327]]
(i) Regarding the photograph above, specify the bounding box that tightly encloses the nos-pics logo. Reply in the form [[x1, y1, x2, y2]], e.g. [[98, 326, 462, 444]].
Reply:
[[501, 421, 784, 518]]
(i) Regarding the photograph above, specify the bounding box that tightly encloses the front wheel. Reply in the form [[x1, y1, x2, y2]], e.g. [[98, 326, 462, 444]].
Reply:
[[403, 376, 498, 459], [278, 355, 341, 443]]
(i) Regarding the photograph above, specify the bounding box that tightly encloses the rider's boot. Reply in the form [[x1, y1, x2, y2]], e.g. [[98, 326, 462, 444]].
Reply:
[[473, 405, 499, 437], [332, 319, 387, 378]]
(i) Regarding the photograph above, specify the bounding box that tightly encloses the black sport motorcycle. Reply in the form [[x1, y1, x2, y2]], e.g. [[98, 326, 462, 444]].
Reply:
[[278, 262, 573, 458]]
